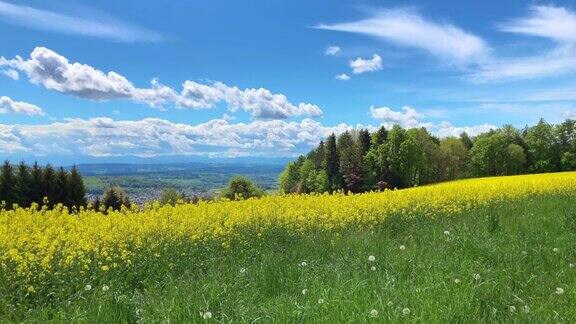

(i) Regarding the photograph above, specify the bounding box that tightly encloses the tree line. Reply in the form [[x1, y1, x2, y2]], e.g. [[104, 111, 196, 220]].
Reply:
[[279, 118, 576, 194], [0, 161, 86, 210]]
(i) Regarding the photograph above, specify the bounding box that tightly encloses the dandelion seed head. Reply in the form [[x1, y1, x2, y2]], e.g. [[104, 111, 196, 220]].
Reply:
[[368, 255, 376, 262], [102, 285, 109, 292], [318, 298, 324, 304], [240, 267, 246, 274], [201, 311, 212, 319], [553, 248, 559, 253], [370, 266, 376, 271], [454, 278, 461, 284], [369, 309, 379, 317], [569, 263, 575, 268], [402, 307, 411, 315], [443, 230, 450, 235], [473, 273, 481, 281], [84, 284, 92, 291], [302, 289, 308, 295], [523, 305, 530, 313], [555, 287, 564, 295], [509, 305, 516, 313], [399, 245, 406, 250]]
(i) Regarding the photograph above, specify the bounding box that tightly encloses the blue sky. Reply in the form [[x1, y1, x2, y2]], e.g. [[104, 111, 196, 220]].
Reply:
[[1, 0, 576, 163]]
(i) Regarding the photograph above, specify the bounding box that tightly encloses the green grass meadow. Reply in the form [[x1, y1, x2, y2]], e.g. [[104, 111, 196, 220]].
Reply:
[[1, 194, 576, 323]]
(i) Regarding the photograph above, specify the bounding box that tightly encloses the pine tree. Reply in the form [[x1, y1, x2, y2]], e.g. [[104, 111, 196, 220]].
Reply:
[[42, 164, 56, 208], [359, 129, 371, 156], [30, 162, 44, 207], [67, 165, 86, 209], [372, 126, 388, 147], [323, 133, 341, 192], [337, 131, 364, 192], [0, 161, 16, 208], [54, 167, 68, 207], [15, 162, 32, 208]]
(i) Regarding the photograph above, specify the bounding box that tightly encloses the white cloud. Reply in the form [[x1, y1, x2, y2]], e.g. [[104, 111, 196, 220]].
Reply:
[[471, 45, 576, 82], [0, 1, 161, 42], [499, 5, 576, 43], [1, 68, 18, 80], [0, 47, 322, 119], [316, 8, 489, 64], [0, 117, 343, 157], [0, 112, 496, 157], [350, 54, 383, 74], [472, 5, 576, 82], [335, 73, 350, 81], [325, 46, 341, 56], [370, 106, 425, 128], [0, 96, 44, 116], [435, 121, 496, 137]]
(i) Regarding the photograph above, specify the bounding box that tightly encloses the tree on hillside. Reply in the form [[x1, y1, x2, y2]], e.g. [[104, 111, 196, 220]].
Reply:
[[279, 161, 301, 193], [507, 144, 527, 175], [337, 131, 364, 192], [312, 141, 325, 169], [459, 132, 473, 151], [525, 119, 560, 173], [15, 162, 32, 208], [556, 120, 576, 170], [222, 176, 264, 200], [439, 137, 467, 180], [101, 187, 131, 212], [67, 165, 86, 209], [468, 132, 511, 176], [358, 129, 371, 156], [372, 126, 388, 148], [30, 162, 44, 206], [0, 161, 16, 208], [54, 167, 68, 208], [42, 165, 56, 207], [160, 188, 183, 206], [324, 133, 342, 192]]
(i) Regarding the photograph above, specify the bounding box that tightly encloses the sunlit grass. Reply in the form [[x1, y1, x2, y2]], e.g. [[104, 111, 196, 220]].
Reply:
[[1, 172, 575, 322]]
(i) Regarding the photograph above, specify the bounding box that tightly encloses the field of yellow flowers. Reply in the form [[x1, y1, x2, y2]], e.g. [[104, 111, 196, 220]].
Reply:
[[1, 172, 576, 322]]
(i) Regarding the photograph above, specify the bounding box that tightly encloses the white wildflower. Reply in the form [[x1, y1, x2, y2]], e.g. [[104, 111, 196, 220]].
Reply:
[[84, 284, 92, 291], [569, 263, 575, 268], [473, 273, 481, 281], [299, 261, 307, 267], [201, 311, 212, 319], [553, 248, 559, 253], [240, 267, 246, 274], [402, 307, 411, 315], [368, 255, 376, 262], [454, 278, 461, 284], [523, 305, 530, 313], [555, 287, 564, 295], [369, 309, 379, 317], [370, 266, 376, 271], [443, 230, 450, 235], [302, 289, 308, 295], [318, 298, 324, 304], [509, 305, 516, 313], [399, 245, 406, 251], [102, 285, 109, 292]]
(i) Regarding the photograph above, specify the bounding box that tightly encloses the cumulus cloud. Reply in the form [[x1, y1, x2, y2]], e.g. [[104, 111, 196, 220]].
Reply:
[[370, 106, 425, 128], [0, 113, 496, 157], [350, 54, 383, 74], [0, 117, 345, 157], [0, 96, 44, 116], [435, 121, 496, 137], [0, 47, 322, 119], [316, 8, 489, 65], [325, 46, 341, 56], [1, 68, 18, 80], [0, 1, 161, 42], [335, 73, 350, 81]]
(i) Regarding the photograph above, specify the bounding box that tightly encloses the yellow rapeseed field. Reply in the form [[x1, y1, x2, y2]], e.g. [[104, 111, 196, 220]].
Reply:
[[1, 172, 576, 286]]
